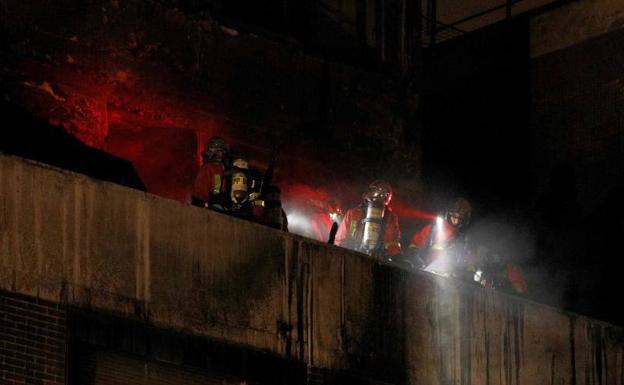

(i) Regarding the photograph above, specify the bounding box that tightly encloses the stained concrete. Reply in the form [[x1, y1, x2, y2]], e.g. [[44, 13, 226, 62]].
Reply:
[[0, 0, 423, 202], [531, 0, 624, 57], [1, 153, 623, 384]]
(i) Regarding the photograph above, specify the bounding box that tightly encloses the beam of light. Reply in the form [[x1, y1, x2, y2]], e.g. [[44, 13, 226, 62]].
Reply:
[[329, 212, 341, 223], [285, 211, 310, 234], [424, 254, 451, 277], [423, 216, 449, 275], [284, 208, 334, 242], [281, 183, 343, 242]]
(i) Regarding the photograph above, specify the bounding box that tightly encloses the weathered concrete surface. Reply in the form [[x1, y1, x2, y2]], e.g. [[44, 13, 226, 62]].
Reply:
[[433, 0, 553, 34], [0, 0, 423, 202], [531, 0, 624, 57], [1, 153, 623, 384]]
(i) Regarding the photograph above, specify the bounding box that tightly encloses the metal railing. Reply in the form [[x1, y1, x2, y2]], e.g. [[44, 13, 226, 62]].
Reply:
[[421, 15, 466, 46], [421, 0, 568, 46]]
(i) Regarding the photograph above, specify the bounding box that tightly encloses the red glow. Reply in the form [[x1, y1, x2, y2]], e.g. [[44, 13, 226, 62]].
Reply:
[[391, 200, 437, 220], [282, 184, 335, 208], [281, 184, 341, 241], [11, 55, 435, 227]]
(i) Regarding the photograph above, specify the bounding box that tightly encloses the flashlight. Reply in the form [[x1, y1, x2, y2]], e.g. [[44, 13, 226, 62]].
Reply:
[[474, 269, 482, 283]]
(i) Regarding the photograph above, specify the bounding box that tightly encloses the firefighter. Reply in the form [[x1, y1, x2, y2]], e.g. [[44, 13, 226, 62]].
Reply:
[[474, 248, 528, 294], [410, 197, 528, 294], [259, 185, 289, 231], [409, 197, 472, 274], [335, 180, 402, 261], [191, 136, 230, 211], [227, 157, 254, 219]]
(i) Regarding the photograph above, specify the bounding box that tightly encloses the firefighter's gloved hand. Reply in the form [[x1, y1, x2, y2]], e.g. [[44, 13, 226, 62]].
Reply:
[[191, 196, 208, 208], [209, 203, 228, 212]]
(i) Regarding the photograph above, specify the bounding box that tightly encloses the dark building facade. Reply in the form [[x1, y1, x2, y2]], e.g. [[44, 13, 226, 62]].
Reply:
[[2, 0, 624, 383]]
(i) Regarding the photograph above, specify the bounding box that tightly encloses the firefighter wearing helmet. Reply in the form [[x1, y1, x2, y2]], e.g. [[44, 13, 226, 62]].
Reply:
[[409, 197, 528, 293], [226, 157, 257, 219], [335, 180, 402, 260], [409, 197, 472, 273], [191, 136, 230, 211]]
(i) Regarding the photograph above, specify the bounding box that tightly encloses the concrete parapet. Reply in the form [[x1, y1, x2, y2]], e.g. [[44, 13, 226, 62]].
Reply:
[[1, 153, 622, 384]]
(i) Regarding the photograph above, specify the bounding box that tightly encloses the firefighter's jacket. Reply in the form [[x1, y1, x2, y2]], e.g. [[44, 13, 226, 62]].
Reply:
[[191, 162, 226, 209], [335, 205, 402, 257], [502, 263, 528, 294], [409, 221, 461, 267], [410, 221, 528, 293]]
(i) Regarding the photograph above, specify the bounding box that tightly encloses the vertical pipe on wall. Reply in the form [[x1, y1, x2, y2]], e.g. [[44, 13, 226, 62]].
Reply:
[[376, 0, 386, 61], [356, 0, 367, 44], [427, 0, 437, 45], [400, 0, 407, 72]]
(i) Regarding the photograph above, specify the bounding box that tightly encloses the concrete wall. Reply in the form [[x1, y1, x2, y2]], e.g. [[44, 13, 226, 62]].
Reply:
[[1, 153, 623, 384], [530, 0, 624, 214], [531, 0, 624, 58], [0, 0, 422, 202]]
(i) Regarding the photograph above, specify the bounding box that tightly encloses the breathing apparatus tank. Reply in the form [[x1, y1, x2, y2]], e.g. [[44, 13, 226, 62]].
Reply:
[[359, 180, 393, 255], [361, 200, 385, 254], [230, 158, 249, 205]]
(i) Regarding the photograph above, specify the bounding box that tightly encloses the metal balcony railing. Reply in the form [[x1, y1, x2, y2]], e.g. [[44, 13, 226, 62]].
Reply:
[[421, 0, 572, 46]]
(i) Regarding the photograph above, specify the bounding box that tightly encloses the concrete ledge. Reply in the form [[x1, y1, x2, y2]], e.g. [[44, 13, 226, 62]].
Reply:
[[1, 153, 622, 384]]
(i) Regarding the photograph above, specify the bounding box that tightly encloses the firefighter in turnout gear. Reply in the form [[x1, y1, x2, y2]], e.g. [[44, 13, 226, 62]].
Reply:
[[227, 157, 254, 219], [473, 246, 528, 294], [409, 197, 472, 274], [335, 180, 402, 260], [191, 136, 230, 211], [410, 197, 528, 293], [260, 185, 289, 231]]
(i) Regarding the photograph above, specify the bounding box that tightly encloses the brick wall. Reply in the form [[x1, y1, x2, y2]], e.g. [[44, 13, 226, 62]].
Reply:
[[0, 290, 66, 385]]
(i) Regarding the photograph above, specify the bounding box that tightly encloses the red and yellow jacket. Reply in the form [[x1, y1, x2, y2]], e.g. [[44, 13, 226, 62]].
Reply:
[[335, 205, 402, 257], [191, 163, 226, 206], [410, 220, 528, 293], [409, 220, 461, 266]]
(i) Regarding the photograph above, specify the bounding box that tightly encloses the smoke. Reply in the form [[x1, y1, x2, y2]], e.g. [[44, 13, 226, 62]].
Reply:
[[466, 210, 578, 310], [281, 183, 340, 242], [467, 213, 536, 266], [392, 200, 437, 220]]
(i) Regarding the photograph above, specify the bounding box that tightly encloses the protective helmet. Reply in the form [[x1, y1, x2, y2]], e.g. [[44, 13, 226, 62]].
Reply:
[[445, 197, 472, 228], [327, 200, 343, 223], [232, 158, 248, 170], [363, 180, 393, 206], [202, 136, 229, 163]]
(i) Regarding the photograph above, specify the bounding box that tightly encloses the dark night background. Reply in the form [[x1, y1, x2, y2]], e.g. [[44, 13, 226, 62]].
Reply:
[[1, 0, 623, 327]]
